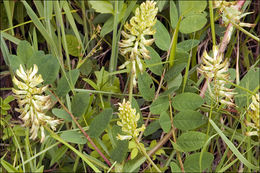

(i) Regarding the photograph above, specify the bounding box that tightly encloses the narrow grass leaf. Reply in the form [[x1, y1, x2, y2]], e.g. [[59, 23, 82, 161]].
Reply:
[[209, 119, 259, 170]]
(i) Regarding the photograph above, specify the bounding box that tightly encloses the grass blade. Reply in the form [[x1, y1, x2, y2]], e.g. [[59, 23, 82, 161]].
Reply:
[[209, 119, 259, 170]]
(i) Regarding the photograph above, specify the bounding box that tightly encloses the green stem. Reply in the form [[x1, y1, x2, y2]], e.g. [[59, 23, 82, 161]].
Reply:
[[129, 63, 134, 103], [134, 138, 161, 172], [209, 1, 216, 46], [231, 21, 260, 42]]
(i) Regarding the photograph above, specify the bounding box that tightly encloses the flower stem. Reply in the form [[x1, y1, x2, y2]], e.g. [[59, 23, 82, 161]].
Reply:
[[134, 137, 161, 172], [129, 63, 134, 104]]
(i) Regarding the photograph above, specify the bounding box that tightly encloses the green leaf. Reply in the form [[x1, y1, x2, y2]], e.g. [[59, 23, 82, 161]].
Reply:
[[168, 74, 183, 90], [52, 108, 72, 122], [179, 0, 207, 17], [234, 67, 259, 108], [144, 47, 163, 76], [56, 69, 80, 97], [170, 1, 178, 29], [159, 111, 171, 133], [180, 14, 207, 34], [29, 51, 60, 84], [131, 148, 139, 160], [1, 159, 18, 172], [177, 39, 200, 52], [170, 162, 182, 173], [172, 92, 204, 111], [138, 72, 155, 101], [17, 40, 34, 64], [9, 55, 24, 71], [173, 110, 207, 130], [60, 130, 87, 144], [154, 20, 171, 51], [165, 63, 186, 82], [177, 131, 206, 152], [88, 108, 113, 138], [144, 120, 160, 136], [209, 119, 259, 170], [88, 1, 114, 14], [150, 96, 169, 114], [71, 92, 90, 117], [63, 35, 82, 57], [157, 1, 167, 12], [184, 152, 214, 172], [79, 59, 93, 76], [50, 145, 68, 166], [110, 126, 128, 162]]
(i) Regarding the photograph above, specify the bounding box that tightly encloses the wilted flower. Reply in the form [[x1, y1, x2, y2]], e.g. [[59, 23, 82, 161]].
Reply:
[[117, 99, 145, 140], [12, 64, 61, 142], [119, 0, 158, 86], [213, 0, 254, 27], [245, 93, 259, 137], [198, 46, 235, 106]]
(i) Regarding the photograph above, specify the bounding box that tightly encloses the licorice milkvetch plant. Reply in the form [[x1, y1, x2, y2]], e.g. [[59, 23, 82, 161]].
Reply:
[[119, 0, 158, 87], [198, 46, 235, 106], [12, 64, 61, 143], [116, 99, 161, 172]]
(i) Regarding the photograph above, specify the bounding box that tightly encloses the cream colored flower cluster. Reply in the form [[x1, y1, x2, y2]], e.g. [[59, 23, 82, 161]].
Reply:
[[119, 0, 158, 86], [198, 46, 235, 106], [12, 64, 61, 142], [117, 99, 145, 140], [245, 94, 259, 137], [213, 0, 254, 27]]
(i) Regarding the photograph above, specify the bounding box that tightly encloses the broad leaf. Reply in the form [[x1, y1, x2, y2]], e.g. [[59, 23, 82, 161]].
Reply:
[[154, 20, 171, 51], [177, 131, 206, 152], [144, 120, 160, 136], [180, 14, 207, 34], [88, 1, 113, 14], [88, 108, 113, 138], [172, 92, 204, 111], [138, 72, 155, 101], [179, 0, 207, 16], [173, 110, 207, 130], [60, 130, 87, 144], [150, 96, 169, 114], [145, 47, 163, 76], [159, 111, 171, 133], [184, 152, 214, 172], [170, 1, 178, 29], [52, 108, 72, 122], [177, 39, 200, 52], [71, 92, 90, 117], [56, 69, 80, 97]]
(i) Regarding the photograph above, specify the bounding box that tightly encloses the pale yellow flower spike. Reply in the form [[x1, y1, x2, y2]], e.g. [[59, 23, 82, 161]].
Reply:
[[245, 93, 260, 137], [12, 64, 61, 143], [117, 99, 145, 140], [119, 0, 158, 86], [198, 46, 235, 106], [213, 0, 254, 27]]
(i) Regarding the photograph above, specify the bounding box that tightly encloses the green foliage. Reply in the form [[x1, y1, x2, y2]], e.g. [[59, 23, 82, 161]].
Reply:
[[56, 69, 79, 97], [176, 131, 206, 152], [172, 92, 204, 111], [154, 20, 171, 51], [88, 108, 113, 138], [71, 92, 90, 117], [173, 110, 207, 130], [60, 130, 88, 144], [184, 152, 214, 172], [159, 111, 171, 133], [1, 0, 259, 172], [138, 72, 155, 101]]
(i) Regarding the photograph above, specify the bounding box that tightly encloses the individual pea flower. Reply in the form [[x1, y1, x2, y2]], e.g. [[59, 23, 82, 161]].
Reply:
[[245, 93, 259, 137], [213, 0, 254, 27], [118, 0, 158, 86], [12, 64, 61, 143], [198, 45, 235, 106], [116, 99, 145, 140]]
